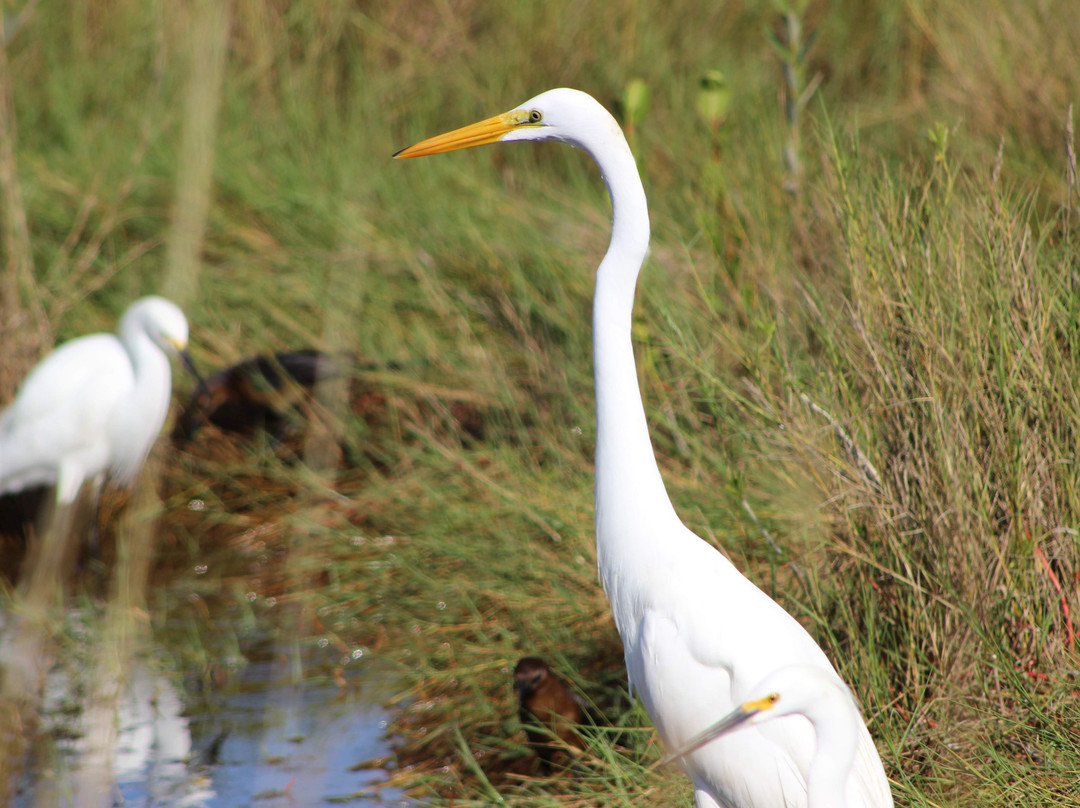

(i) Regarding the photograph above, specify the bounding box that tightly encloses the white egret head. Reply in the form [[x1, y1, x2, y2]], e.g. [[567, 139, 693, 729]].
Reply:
[[394, 88, 624, 158], [121, 296, 190, 354], [657, 665, 859, 768]]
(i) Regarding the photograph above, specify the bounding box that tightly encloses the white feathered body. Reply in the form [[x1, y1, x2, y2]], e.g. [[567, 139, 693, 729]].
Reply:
[[518, 89, 894, 808], [0, 297, 182, 504], [401, 88, 894, 808], [600, 508, 891, 807]]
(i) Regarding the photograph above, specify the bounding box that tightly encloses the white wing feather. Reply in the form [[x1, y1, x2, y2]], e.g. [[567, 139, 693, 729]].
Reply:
[[0, 334, 134, 494], [630, 530, 889, 807]]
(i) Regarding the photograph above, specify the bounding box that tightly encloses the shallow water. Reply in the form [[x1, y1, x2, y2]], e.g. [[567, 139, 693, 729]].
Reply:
[[8, 627, 408, 808], [0, 440, 414, 807], [122, 655, 404, 807]]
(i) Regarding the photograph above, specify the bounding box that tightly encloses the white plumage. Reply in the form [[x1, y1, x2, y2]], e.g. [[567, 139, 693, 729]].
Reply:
[[658, 665, 882, 808], [0, 296, 189, 505], [397, 88, 892, 807]]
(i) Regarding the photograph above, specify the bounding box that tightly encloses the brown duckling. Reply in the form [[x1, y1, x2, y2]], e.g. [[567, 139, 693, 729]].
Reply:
[[514, 656, 590, 772]]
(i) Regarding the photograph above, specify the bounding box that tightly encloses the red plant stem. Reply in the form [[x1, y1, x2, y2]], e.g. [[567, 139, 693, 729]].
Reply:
[[1033, 535, 1075, 654]]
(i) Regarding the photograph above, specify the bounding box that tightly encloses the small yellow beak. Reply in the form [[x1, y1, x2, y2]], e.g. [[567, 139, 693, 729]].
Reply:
[[652, 695, 778, 769], [742, 694, 779, 713], [394, 109, 534, 159]]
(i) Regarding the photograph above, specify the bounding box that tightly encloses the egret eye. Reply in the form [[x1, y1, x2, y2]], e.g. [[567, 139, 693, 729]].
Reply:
[[528, 109, 543, 123], [767, 693, 780, 705]]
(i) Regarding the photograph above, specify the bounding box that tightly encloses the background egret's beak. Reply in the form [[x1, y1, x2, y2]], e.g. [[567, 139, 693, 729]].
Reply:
[[178, 347, 206, 389], [394, 110, 527, 158], [653, 701, 764, 769]]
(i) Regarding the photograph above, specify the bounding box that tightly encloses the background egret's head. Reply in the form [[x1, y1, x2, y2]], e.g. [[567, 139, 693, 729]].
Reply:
[[124, 296, 190, 354]]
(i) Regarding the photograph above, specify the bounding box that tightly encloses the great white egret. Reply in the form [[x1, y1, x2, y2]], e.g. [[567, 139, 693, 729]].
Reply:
[[656, 665, 875, 808], [0, 295, 192, 505], [396, 88, 893, 807]]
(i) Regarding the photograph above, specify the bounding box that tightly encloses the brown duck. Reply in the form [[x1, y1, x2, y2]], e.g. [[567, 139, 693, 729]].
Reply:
[[514, 656, 589, 772]]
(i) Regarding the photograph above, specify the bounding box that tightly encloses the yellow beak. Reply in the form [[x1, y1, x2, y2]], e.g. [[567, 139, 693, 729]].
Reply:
[[652, 695, 778, 769], [394, 109, 535, 159], [742, 695, 779, 713]]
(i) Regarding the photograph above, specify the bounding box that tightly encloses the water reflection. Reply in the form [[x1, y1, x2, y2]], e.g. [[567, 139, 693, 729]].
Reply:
[[7, 625, 407, 808], [182, 655, 401, 807], [0, 351, 421, 807]]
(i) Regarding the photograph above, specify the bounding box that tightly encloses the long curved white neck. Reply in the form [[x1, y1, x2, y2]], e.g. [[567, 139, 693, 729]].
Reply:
[[126, 331, 171, 399], [806, 702, 859, 808], [112, 320, 172, 480], [585, 134, 680, 573]]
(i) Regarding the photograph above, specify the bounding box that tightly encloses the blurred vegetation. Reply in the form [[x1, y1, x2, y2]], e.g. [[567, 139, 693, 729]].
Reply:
[[2, 0, 1080, 805]]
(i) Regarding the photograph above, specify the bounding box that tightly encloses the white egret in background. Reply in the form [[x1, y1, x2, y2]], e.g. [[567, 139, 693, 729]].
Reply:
[[397, 88, 892, 807], [656, 665, 881, 808], [0, 295, 192, 506]]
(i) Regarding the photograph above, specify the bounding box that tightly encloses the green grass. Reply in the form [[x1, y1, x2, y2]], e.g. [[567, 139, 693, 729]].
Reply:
[[3, 0, 1080, 805]]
